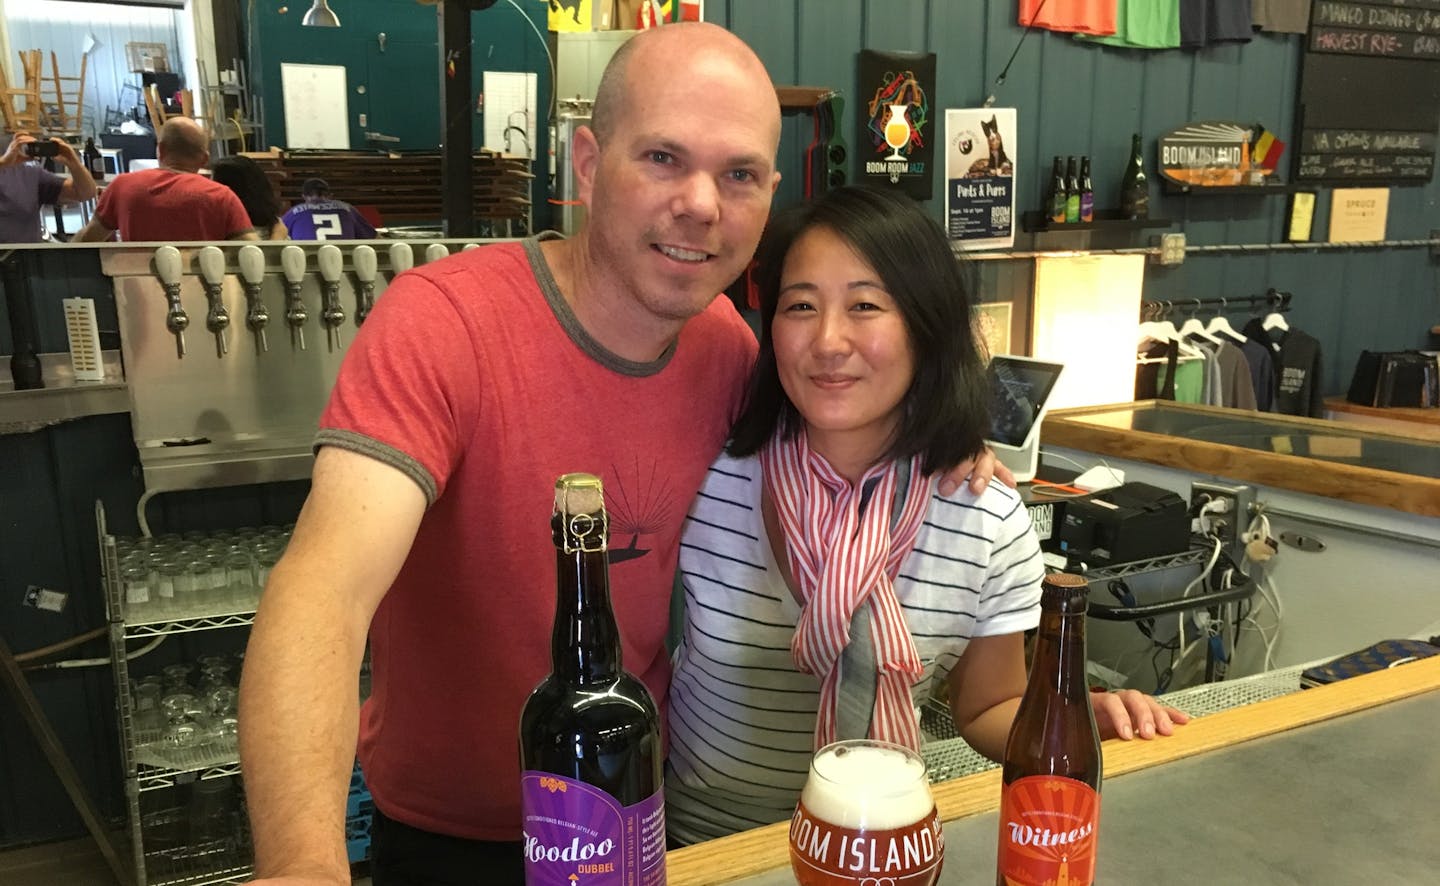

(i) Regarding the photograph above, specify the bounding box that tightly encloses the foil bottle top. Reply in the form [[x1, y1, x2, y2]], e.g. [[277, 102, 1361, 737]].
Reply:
[[553, 473, 607, 553]]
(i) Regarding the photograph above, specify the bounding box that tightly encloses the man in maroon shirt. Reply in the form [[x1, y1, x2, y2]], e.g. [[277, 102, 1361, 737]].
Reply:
[[73, 117, 256, 242]]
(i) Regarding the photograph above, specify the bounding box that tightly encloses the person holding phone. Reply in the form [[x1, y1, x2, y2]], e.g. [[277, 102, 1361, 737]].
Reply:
[[0, 132, 97, 243]]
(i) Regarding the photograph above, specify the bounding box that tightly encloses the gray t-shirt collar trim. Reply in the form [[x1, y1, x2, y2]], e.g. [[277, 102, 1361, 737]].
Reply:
[[523, 235, 677, 377]]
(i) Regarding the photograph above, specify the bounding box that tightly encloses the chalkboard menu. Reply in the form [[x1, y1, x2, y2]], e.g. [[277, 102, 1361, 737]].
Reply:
[[1296, 0, 1440, 183]]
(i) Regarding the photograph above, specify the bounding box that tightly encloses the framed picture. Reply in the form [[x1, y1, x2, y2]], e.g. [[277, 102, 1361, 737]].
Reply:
[[975, 301, 1013, 360], [1287, 190, 1316, 242]]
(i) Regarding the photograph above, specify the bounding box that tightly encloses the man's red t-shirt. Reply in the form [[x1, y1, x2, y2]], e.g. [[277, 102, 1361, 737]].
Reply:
[[317, 239, 757, 840], [95, 167, 252, 241]]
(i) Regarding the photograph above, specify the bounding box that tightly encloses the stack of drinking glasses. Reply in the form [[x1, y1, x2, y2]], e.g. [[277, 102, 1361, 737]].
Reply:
[[133, 653, 244, 767], [115, 525, 291, 622]]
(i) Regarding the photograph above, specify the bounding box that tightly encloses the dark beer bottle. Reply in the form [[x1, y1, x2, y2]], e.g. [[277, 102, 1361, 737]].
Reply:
[[1064, 156, 1081, 223], [519, 473, 666, 886], [83, 137, 104, 181], [1079, 156, 1095, 223], [996, 573, 1103, 886], [1047, 156, 1067, 224], [1119, 132, 1149, 220]]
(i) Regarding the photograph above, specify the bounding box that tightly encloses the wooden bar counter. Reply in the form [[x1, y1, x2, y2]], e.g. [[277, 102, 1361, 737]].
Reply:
[[665, 655, 1440, 884], [1324, 396, 1440, 440], [1037, 401, 1440, 517]]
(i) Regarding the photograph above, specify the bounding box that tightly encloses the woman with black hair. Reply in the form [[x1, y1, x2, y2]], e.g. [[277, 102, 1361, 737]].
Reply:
[[212, 155, 286, 240], [664, 186, 1185, 843]]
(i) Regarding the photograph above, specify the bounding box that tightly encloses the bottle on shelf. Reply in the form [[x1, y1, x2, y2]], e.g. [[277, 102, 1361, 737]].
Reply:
[[996, 572, 1103, 886], [1119, 132, 1150, 220], [519, 473, 666, 884], [1047, 155, 1067, 224], [83, 137, 104, 181], [1079, 156, 1095, 222], [1064, 156, 1081, 223]]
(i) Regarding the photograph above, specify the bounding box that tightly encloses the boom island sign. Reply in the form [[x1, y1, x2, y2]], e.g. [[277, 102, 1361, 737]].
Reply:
[[789, 800, 945, 884]]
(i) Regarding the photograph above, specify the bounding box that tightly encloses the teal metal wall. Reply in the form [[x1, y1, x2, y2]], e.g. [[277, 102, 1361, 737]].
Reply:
[[2, 0, 1439, 848], [711, 0, 1439, 393], [250, 0, 553, 218]]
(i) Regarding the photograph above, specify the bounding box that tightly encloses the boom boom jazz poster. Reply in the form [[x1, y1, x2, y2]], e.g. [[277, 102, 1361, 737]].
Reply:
[[858, 49, 937, 200]]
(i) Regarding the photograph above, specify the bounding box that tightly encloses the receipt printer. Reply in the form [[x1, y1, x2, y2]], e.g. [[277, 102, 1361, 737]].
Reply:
[[1054, 481, 1189, 565]]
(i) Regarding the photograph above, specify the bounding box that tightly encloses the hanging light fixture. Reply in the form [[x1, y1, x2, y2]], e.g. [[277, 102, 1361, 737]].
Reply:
[[302, 0, 341, 27]]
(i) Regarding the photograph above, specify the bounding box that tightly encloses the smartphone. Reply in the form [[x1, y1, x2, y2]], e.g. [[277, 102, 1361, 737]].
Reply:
[[22, 140, 60, 159]]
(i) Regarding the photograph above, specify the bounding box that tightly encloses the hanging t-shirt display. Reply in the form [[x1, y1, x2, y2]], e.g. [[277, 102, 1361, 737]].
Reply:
[[1081, 0, 1181, 49], [1251, 0, 1309, 34], [858, 49, 937, 200], [1243, 318, 1325, 417], [1240, 337, 1277, 412], [1181, 0, 1254, 47], [1018, 0, 1118, 35]]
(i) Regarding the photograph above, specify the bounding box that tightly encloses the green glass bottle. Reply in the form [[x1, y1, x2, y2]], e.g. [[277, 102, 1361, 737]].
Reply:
[[1119, 133, 1150, 220], [1047, 156, 1067, 224], [1064, 156, 1081, 223]]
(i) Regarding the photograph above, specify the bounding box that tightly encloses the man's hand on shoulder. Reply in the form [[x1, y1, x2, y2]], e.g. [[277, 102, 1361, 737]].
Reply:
[[938, 446, 1017, 497]]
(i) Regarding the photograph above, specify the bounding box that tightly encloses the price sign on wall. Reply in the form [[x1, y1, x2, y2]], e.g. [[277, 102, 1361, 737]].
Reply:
[[1296, 0, 1440, 184]]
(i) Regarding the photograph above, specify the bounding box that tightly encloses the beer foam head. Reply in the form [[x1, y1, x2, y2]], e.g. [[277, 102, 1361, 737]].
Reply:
[[801, 740, 933, 830]]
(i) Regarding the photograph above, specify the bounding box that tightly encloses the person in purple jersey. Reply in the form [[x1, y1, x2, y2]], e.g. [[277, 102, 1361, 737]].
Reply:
[[281, 177, 378, 240]]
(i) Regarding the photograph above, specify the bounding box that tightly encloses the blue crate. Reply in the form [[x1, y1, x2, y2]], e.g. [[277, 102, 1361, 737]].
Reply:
[[346, 760, 374, 863], [349, 761, 367, 794], [346, 788, 372, 819], [345, 811, 372, 863]]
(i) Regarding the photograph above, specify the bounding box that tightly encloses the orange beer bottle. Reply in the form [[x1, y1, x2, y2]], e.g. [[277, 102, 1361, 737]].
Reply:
[[996, 572, 1103, 886]]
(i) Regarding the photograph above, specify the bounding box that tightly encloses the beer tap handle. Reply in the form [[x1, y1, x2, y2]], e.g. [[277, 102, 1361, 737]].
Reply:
[[352, 245, 377, 326], [281, 245, 308, 350], [198, 246, 229, 357], [237, 244, 269, 353], [317, 244, 345, 352], [154, 245, 188, 359], [425, 243, 450, 264], [388, 242, 414, 279]]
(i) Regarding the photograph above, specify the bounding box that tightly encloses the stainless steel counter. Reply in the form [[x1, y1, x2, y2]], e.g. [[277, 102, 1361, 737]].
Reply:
[[0, 350, 128, 435]]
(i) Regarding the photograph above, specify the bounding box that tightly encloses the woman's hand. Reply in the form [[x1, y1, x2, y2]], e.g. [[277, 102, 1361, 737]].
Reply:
[[1090, 688, 1190, 741], [938, 446, 1017, 496]]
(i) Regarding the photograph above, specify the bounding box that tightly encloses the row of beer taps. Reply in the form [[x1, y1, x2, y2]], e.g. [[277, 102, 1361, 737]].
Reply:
[[154, 242, 470, 359]]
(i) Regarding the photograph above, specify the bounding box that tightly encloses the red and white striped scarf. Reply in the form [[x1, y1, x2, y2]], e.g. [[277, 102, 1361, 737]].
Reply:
[[760, 430, 930, 752]]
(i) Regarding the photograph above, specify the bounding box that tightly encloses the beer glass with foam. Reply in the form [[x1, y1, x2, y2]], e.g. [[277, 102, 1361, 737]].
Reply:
[[788, 739, 944, 886]]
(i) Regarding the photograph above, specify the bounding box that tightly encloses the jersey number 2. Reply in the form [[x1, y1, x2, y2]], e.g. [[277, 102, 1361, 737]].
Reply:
[[312, 213, 343, 240]]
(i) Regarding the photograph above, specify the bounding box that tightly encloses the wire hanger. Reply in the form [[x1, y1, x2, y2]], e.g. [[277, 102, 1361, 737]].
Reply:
[[1261, 288, 1290, 333], [1139, 301, 1203, 358], [1178, 299, 1224, 345], [1206, 296, 1247, 344], [1139, 300, 1181, 345]]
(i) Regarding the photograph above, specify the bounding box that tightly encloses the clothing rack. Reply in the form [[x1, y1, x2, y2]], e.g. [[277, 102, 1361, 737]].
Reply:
[[1141, 288, 1292, 320]]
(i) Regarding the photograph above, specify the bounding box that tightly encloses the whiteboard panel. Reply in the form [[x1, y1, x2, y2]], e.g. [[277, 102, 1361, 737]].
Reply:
[[281, 63, 350, 150], [482, 71, 538, 159]]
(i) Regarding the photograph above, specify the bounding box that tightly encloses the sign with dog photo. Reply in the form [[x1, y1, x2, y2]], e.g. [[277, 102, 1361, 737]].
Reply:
[[945, 107, 1016, 249]]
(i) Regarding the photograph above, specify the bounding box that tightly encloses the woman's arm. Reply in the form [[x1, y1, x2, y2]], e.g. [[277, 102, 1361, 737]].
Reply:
[[946, 632, 1028, 761], [947, 631, 1190, 760]]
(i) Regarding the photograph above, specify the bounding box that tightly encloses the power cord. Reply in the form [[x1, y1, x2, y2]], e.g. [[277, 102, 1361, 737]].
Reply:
[[1176, 533, 1224, 661], [1239, 506, 1282, 670], [1033, 449, 1125, 498]]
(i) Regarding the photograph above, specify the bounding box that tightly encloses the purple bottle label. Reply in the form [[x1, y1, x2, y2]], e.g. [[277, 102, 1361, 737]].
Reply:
[[520, 771, 666, 886]]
